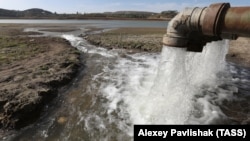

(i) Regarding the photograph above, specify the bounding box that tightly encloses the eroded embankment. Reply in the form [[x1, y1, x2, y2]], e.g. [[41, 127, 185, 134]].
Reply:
[[0, 31, 82, 129]]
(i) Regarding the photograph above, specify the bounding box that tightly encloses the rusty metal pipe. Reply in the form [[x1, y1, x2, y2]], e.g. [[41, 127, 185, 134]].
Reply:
[[163, 3, 250, 52], [222, 7, 250, 37]]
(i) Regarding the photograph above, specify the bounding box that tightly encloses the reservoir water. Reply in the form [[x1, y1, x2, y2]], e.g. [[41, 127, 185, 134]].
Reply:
[[0, 19, 167, 28]]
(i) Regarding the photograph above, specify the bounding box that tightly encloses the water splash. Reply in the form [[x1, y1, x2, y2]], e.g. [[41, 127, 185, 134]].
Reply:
[[146, 40, 231, 124], [5, 30, 249, 141], [101, 40, 238, 136]]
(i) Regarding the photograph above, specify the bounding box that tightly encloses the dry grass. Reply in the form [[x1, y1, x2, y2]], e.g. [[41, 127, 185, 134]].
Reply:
[[86, 27, 165, 52], [228, 37, 250, 67]]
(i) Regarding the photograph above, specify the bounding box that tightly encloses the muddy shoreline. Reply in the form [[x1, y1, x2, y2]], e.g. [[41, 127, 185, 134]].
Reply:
[[0, 25, 82, 130]]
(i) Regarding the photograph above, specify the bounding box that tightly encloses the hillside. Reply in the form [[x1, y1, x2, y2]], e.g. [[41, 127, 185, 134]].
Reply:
[[0, 8, 53, 18], [0, 8, 177, 20]]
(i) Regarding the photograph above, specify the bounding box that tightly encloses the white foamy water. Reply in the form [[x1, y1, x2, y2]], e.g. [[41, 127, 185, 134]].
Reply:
[[9, 35, 243, 141], [99, 40, 238, 136], [61, 35, 242, 138], [62, 34, 119, 57]]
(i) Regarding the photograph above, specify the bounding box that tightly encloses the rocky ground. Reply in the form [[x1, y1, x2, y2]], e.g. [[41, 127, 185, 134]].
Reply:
[[85, 28, 250, 68], [0, 25, 82, 129]]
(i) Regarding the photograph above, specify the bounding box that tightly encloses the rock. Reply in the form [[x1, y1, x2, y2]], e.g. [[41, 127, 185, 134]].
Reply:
[[13, 75, 24, 82], [57, 117, 68, 124]]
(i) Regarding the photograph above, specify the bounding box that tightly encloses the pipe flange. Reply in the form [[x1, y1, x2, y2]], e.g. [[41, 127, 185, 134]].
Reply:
[[202, 3, 230, 36]]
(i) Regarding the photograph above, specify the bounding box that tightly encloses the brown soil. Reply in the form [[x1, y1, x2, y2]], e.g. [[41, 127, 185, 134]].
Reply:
[[85, 28, 165, 52], [0, 25, 82, 129], [227, 37, 250, 68]]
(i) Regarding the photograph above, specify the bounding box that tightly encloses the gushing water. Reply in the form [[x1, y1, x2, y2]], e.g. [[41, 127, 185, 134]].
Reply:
[[101, 40, 237, 136], [6, 34, 249, 141]]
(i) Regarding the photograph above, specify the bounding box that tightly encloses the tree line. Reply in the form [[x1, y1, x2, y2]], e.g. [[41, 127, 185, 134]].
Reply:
[[0, 8, 178, 20]]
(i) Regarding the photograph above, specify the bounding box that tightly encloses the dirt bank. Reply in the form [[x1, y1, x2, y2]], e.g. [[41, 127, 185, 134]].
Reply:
[[85, 28, 165, 52], [0, 25, 82, 129], [227, 37, 250, 68], [85, 28, 250, 68]]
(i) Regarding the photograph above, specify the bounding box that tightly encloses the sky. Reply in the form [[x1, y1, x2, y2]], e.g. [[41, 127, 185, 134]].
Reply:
[[0, 0, 250, 13]]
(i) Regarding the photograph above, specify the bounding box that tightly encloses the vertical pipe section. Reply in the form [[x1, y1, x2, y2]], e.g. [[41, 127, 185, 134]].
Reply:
[[221, 7, 250, 37]]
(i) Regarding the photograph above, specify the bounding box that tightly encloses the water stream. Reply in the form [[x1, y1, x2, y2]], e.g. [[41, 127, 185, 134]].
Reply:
[[4, 30, 250, 141]]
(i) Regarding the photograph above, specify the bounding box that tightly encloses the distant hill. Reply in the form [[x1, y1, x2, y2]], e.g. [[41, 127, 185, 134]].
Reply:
[[99, 11, 158, 19], [0, 8, 177, 20], [23, 8, 53, 17], [0, 8, 53, 18], [0, 8, 20, 17], [84, 10, 177, 20]]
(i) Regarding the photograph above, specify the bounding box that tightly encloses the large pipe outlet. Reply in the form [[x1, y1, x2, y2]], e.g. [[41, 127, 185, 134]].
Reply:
[[163, 3, 250, 52]]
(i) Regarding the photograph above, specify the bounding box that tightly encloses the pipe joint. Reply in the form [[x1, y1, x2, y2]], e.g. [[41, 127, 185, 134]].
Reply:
[[163, 6, 211, 52], [163, 2, 249, 52], [163, 8, 201, 49]]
